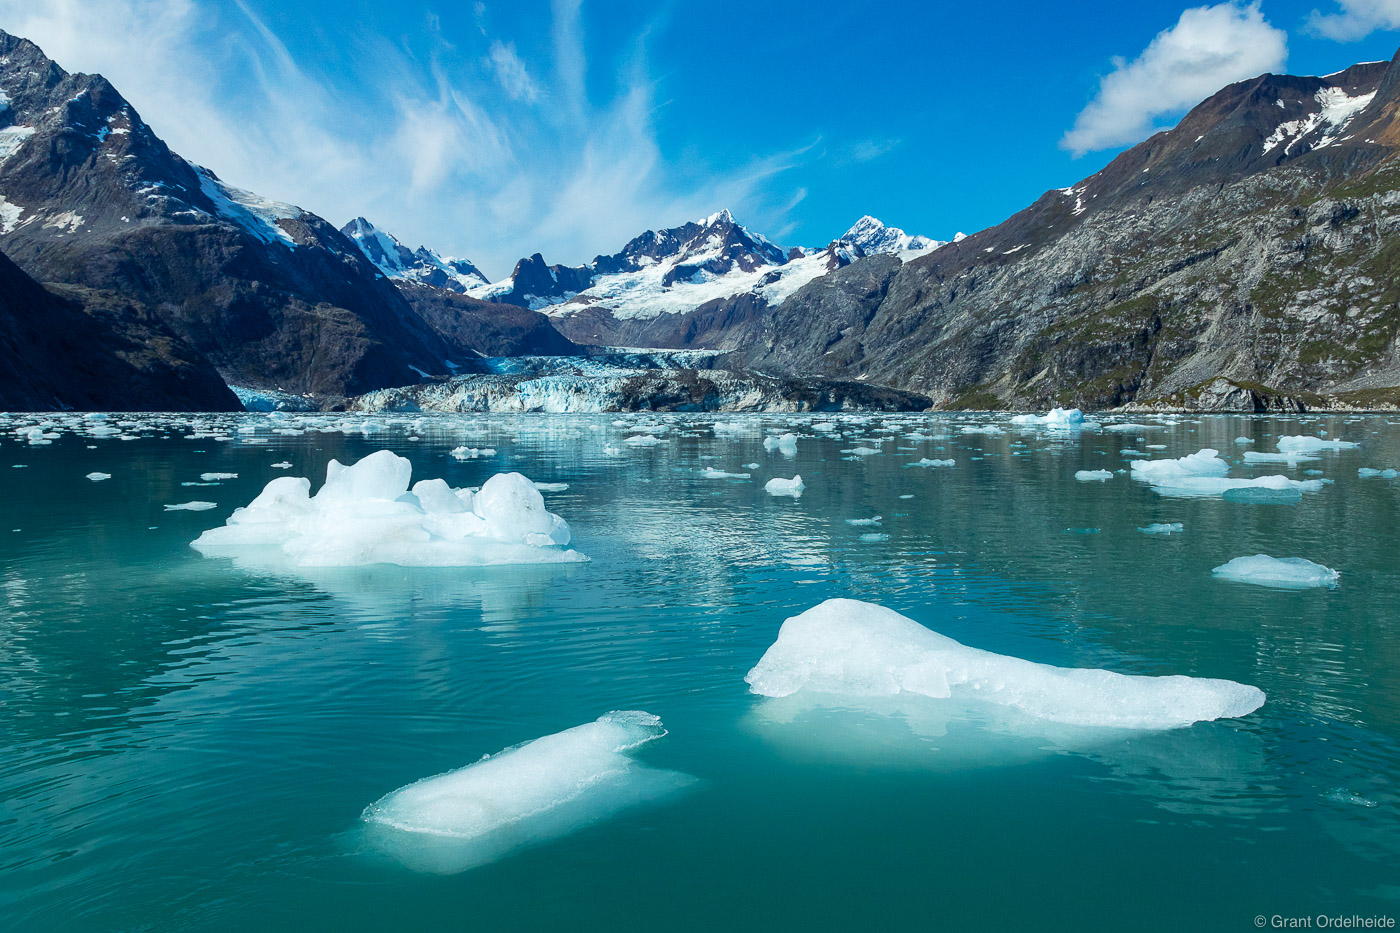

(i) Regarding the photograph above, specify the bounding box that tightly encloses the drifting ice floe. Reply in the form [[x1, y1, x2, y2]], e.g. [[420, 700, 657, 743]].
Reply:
[[1359, 467, 1399, 478], [701, 467, 750, 479], [362, 711, 693, 874], [906, 458, 955, 468], [1131, 448, 1325, 498], [165, 501, 217, 511], [1138, 522, 1184, 535], [1075, 470, 1113, 481], [1276, 436, 1358, 453], [191, 450, 584, 567], [86, 472, 111, 482], [744, 599, 1265, 729], [765, 475, 805, 497], [1212, 555, 1339, 589]]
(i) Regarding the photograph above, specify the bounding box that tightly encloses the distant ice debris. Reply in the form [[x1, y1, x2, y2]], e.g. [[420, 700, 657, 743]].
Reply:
[[701, 467, 750, 479], [200, 472, 238, 481], [959, 425, 1004, 435], [860, 533, 890, 542], [1138, 522, 1184, 535], [191, 450, 584, 567], [362, 711, 692, 873], [86, 472, 111, 481], [1075, 470, 1113, 481], [1243, 451, 1320, 464], [450, 446, 496, 460], [272, 462, 293, 469], [624, 435, 662, 447], [165, 501, 217, 511], [765, 475, 805, 497], [744, 599, 1265, 729], [846, 516, 882, 526], [1211, 555, 1339, 590], [1359, 467, 1399, 478], [906, 458, 955, 468]]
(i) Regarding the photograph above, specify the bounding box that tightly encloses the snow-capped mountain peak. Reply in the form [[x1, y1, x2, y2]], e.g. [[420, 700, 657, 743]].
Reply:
[[340, 217, 489, 292], [840, 215, 942, 255]]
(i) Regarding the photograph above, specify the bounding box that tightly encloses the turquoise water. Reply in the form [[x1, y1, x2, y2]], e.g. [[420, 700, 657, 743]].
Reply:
[[1, 412, 1398, 931]]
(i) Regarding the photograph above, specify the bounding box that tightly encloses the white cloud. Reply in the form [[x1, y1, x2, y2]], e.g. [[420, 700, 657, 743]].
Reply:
[[486, 40, 539, 102], [1307, 0, 1400, 40], [1061, 2, 1288, 155], [0, 0, 809, 278]]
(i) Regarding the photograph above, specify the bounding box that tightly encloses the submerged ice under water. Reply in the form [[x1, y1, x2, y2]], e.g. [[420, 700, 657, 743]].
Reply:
[[1, 409, 1399, 931]]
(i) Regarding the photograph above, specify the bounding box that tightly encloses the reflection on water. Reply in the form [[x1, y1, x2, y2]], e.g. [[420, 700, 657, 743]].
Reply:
[[0, 410, 1398, 930]]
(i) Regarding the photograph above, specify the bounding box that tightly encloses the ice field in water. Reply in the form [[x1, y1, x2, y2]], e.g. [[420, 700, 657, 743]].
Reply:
[[2, 408, 1399, 930]]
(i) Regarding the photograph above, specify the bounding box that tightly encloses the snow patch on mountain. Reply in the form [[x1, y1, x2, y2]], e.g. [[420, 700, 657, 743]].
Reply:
[[1262, 86, 1376, 157], [341, 217, 489, 292], [190, 163, 300, 247], [0, 123, 34, 165]]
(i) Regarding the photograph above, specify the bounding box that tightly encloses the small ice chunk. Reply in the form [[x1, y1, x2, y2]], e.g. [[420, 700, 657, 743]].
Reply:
[[765, 475, 805, 497], [1211, 555, 1339, 589], [1011, 407, 1084, 427], [624, 435, 662, 447], [744, 599, 1265, 729], [763, 433, 798, 455], [842, 446, 881, 456], [200, 472, 239, 481], [450, 446, 496, 459], [271, 461, 294, 469], [860, 532, 890, 542], [701, 467, 751, 479], [1235, 437, 1254, 445], [1138, 522, 1183, 534], [846, 516, 882, 526], [86, 472, 112, 481], [906, 458, 955, 468], [1358, 467, 1398, 478], [362, 711, 692, 874], [1075, 470, 1113, 481], [165, 501, 217, 511]]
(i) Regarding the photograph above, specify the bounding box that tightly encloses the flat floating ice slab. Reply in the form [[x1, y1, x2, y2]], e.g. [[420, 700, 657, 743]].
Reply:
[[744, 599, 1264, 730], [191, 449, 585, 567], [1075, 470, 1113, 481], [1212, 555, 1339, 590], [362, 711, 693, 873]]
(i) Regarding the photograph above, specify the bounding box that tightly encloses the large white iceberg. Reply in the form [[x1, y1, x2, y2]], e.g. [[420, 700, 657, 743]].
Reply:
[[191, 449, 585, 567], [744, 599, 1264, 729], [1211, 555, 1340, 589], [1011, 408, 1087, 428], [362, 711, 692, 873]]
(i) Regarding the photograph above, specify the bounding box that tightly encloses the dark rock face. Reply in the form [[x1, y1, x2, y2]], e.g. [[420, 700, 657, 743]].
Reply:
[[0, 31, 452, 399], [0, 248, 238, 411], [395, 284, 581, 361]]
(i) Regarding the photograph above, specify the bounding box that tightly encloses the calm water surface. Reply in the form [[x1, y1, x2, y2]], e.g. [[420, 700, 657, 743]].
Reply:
[[1, 411, 1398, 931]]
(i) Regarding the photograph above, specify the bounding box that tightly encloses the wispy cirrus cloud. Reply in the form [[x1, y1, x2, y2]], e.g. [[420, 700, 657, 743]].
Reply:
[[0, 0, 812, 277], [1306, 0, 1400, 40], [1061, 2, 1287, 156]]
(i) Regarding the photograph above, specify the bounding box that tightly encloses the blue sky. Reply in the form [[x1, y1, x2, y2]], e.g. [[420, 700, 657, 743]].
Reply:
[[4, 0, 1400, 277]]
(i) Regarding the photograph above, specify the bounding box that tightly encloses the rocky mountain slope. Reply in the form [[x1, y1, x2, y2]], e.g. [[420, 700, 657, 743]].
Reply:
[[717, 57, 1400, 410], [0, 247, 237, 411]]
